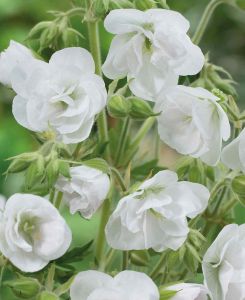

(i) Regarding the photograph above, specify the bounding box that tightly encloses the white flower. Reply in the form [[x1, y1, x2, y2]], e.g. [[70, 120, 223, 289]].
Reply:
[[56, 165, 110, 219], [221, 128, 245, 173], [0, 40, 42, 87], [11, 46, 107, 144], [156, 86, 231, 166], [202, 224, 245, 300], [105, 170, 209, 251], [0, 193, 72, 272], [165, 283, 209, 300], [102, 9, 204, 101], [70, 270, 159, 300]]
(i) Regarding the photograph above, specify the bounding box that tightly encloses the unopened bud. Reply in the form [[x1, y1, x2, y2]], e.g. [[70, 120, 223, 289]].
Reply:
[[128, 97, 159, 120], [6, 152, 39, 174], [46, 159, 60, 187], [25, 155, 45, 190], [232, 175, 245, 197], [27, 21, 52, 40], [108, 95, 131, 118], [110, 0, 134, 9], [5, 278, 41, 299], [134, 0, 156, 10], [58, 160, 71, 178]]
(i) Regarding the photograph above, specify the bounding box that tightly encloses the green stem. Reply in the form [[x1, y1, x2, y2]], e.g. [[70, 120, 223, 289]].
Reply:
[[95, 197, 111, 271], [125, 117, 156, 162], [115, 117, 131, 166], [110, 167, 127, 192], [192, 0, 225, 45], [0, 264, 6, 288], [54, 191, 63, 209], [150, 252, 168, 280], [87, 19, 110, 158], [122, 251, 129, 271]]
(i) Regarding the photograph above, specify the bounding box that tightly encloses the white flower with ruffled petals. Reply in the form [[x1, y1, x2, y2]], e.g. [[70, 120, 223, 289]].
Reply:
[[56, 165, 110, 219], [102, 9, 204, 101], [0, 193, 72, 272], [221, 128, 245, 173], [70, 270, 159, 300], [9, 45, 107, 144], [105, 170, 209, 252], [165, 283, 209, 300], [0, 195, 6, 220], [0, 41, 42, 87], [156, 86, 231, 166], [202, 224, 245, 300]]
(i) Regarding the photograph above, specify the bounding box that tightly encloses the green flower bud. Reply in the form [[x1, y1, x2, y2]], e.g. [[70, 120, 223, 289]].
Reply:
[[157, 0, 169, 8], [37, 291, 59, 300], [46, 159, 60, 187], [109, 0, 135, 9], [25, 155, 45, 190], [134, 0, 156, 10], [58, 160, 71, 178], [232, 175, 245, 197], [6, 152, 40, 174], [108, 95, 131, 118], [159, 289, 178, 300], [5, 277, 41, 299], [128, 97, 159, 120], [27, 21, 52, 40]]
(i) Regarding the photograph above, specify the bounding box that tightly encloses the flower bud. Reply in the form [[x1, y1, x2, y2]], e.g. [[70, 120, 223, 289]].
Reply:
[[232, 175, 245, 199], [109, 0, 135, 9], [46, 160, 60, 187], [62, 28, 80, 47], [25, 155, 45, 190], [107, 95, 131, 118], [5, 277, 41, 299], [134, 0, 157, 10], [27, 21, 52, 40], [37, 291, 59, 300], [6, 152, 40, 174], [128, 97, 158, 120]]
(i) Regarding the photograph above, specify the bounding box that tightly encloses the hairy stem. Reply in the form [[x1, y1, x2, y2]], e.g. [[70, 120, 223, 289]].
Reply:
[[95, 197, 111, 270], [192, 0, 225, 45], [115, 117, 131, 166], [87, 19, 110, 158]]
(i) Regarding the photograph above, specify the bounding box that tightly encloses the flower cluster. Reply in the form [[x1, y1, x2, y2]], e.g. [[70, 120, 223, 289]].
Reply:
[[0, 3, 244, 300]]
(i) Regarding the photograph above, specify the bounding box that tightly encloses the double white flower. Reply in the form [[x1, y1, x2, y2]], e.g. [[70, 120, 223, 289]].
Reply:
[[0, 193, 71, 272], [165, 283, 209, 300], [221, 128, 245, 172], [0, 40, 42, 87], [106, 170, 209, 251], [70, 270, 159, 300], [102, 9, 204, 101], [0, 42, 107, 144], [202, 224, 245, 300], [156, 86, 231, 166], [56, 165, 110, 219]]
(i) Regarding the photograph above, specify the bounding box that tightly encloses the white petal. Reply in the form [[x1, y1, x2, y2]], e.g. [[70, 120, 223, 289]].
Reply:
[[49, 47, 95, 74], [12, 95, 30, 129], [114, 271, 159, 300], [104, 9, 146, 34], [70, 271, 113, 300]]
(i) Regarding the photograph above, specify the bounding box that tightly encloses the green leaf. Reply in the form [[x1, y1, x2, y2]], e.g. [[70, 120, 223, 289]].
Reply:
[[56, 240, 93, 265], [82, 158, 110, 173], [54, 275, 75, 296], [160, 289, 178, 300]]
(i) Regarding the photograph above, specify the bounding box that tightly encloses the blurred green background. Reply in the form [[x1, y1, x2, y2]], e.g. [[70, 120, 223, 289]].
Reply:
[[0, 1, 244, 297]]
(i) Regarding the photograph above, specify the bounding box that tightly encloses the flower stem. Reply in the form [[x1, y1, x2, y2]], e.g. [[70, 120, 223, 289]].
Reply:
[[54, 191, 63, 210], [95, 197, 111, 271], [192, 0, 225, 45], [125, 117, 156, 163], [150, 251, 168, 280], [87, 19, 110, 158], [122, 251, 129, 270], [115, 117, 131, 166]]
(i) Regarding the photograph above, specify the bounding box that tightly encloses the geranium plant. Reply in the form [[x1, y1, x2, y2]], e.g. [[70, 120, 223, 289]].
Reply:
[[0, 0, 245, 299]]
